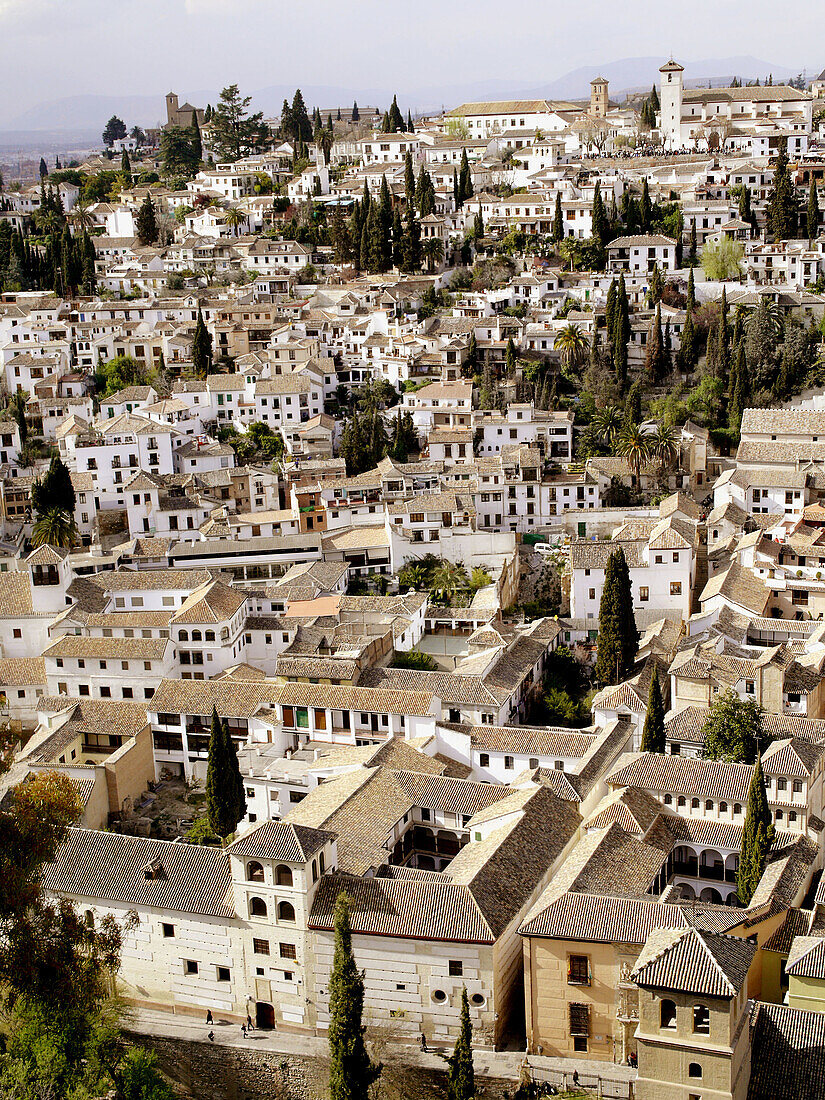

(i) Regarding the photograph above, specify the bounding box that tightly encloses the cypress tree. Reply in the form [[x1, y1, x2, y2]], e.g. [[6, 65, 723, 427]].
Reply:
[[688, 220, 697, 265], [378, 174, 393, 272], [640, 667, 665, 752], [595, 546, 638, 686], [591, 180, 608, 262], [381, 111, 391, 133], [505, 336, 517, 376], [407, 110, 413, 132], [121, 149, 132, 186], [205, 707, 246, 840], [404, 150, 415, 208], [645, 303, 666, 383], [191, 305, 212, 378], [728, 341, 748, 435], [327, 893, 382, 1100], [605, 279, 618, 351], [191, 110, 203, 164], [767, 140, 797, 242], [135, 194, 158, 245], [337, 107, 341, 121], [686, 266, 695, 314], [553, 192, 563, 244], [359, 222, 369, 273], [391, 208, 404, 269], [388, 95, 404, 133], [39, 157, 48, 179], [447, 988, 475, 1100], [624, 380, 641, 428], [458, 149, 472, 204], [648, 262, 663, 306], [640, 178, 652, 232], [32, 455, 76, 516], [737, 757, 775, 905], [453, 168, 460, 210], [351, 101, 359, 122], [401, 208, 421, 272], [808, 179, 820, 246]]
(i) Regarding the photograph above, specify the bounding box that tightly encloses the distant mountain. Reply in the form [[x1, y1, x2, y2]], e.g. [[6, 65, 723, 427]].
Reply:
[[1, 57, 805, 133]]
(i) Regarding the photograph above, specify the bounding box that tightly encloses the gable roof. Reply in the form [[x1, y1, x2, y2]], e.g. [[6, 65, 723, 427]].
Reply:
[[225, 820, 334, 863], [631, 925, 755, 998]]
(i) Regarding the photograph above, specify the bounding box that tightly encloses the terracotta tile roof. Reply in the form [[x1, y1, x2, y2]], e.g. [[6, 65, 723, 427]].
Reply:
[[170, 579, 247, 624], [468, 725, 596, 757], [631, 925, 755, 998], [42, 828, 234, 917], [785, 935, 825, 979], [275, 681, 436, 717], [225, 820, 334, 862], [607, 752, 755, 803], [43, 636, 170, 661], [0, 572, 34, 616], [748, 1003, 825, 1100], [149, 677, 281, 717], [0, 656, 46, 685]]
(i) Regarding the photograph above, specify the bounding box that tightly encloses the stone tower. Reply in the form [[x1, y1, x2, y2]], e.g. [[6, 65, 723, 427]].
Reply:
[[659, 59, 685, 149], [590, 76, 609, 119], [165, 92, 179, 127]]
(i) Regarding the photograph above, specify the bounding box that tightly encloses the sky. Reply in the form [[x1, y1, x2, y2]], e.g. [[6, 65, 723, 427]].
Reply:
[[0, 0, 824, 125]]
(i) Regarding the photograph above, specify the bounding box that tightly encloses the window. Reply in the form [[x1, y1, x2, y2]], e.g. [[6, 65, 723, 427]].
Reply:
[[691, 797, 700, 809], [568, 955, 590, 985], [253, 938, 269, 955], [504, 755, 514, 770], [278, 901, 296, 922], [693, 1003, 710, 1034], [276, 864, 294, 887], [249, 897, 268, 917], [280, 943, 297, 960], [449, 960, 463, 977], [661, 999, 677, 1029], [247, 861, 264, 883], [688, 1063, 702, 1079], [670, 581, 682, 596], [184, 960, 198, 975], [639, 586, 649, 602], [776, 778, 787, 792], [432, 989, 447, 1003], [217, 966, 231, 982], [793, 780, 803, 794], [569, 1002, 590, 1037], [162, 923, 175, 937], [478, 753, 489, 768]]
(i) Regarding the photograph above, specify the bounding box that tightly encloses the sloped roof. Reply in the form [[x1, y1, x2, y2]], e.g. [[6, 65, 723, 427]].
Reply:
[[225, 820, 334, 863], [631, 925, 755, 998]]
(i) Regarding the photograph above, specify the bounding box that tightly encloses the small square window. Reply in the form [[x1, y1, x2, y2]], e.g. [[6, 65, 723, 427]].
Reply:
[[185, 959, 198, 974], [217, 966, 231, 982], [162, 923, 175, 937], [449, 960, 463, 977]]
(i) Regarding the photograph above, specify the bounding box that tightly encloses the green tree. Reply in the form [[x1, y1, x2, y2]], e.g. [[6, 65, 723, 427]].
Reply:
[[205, 707, 246, 840], [135, 195, 158, 245], [728, 341, 749, 435], [351, 101, 360, 122], [737, 756, 775, 905], [430, 561, 470, 605], [102, 115, 126, 146], [676, 308, 698, 375], [617, 422, 651, 480], [767, 140, 797, 242], [8, 388, 28, 447], [554, 323, 587, 372], [624, 380, 642, 428], [120, 149, 132, 186], [191, 305, 212, 378], [808, 179, 820, 246], [447, 987, 475, 1100], [160, 126, 200, 177], [640, 178, 652, 232], [640, 667, 665, 752], [702, 688, 764, 763], [404, 150, 415, 207], [594, 546, 638, 685], [327, 893, 382, 1100], [190, 110, 203, 164], [387, 95, 404, 133], [688, 220, 697, 265], [644, 304, 667, 383], [32, 455, 75, 516], [553, 193, 563, 244], [211, 84, 270, 160], [32, 508, 77, 549], [701, 238, 744, 281]]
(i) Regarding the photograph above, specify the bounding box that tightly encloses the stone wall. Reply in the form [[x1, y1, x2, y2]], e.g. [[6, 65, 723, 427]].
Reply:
[[128, 1031, 519, 1100]]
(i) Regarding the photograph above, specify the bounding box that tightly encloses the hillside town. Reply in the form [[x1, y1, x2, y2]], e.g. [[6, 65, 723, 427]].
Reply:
[[6, 57, 825, 1100]]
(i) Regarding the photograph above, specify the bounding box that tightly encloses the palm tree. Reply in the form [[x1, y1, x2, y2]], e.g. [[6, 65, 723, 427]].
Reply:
[[617, 424, 652, 483], [649, 420, 680, 475], [223, 206, 246, 236], [70, 195, 93, 235], [32, 508, 77, 549], [553, 323, 588, 372], [593, 405, 623, 449], [430, 561, 469, 605], [399, 563, 428, 590], [469, 566, 492, 591], [422, 237, 444, 274]]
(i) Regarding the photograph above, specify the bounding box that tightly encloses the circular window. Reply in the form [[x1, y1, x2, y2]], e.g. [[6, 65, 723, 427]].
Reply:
[[431, 989, 447, 1004], [470, 993, 485, 1007]]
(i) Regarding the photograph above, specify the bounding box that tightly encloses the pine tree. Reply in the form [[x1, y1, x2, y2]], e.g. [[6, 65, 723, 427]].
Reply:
[[31, 455, 76, 517], [191, 305, 212, 378], [120, 150, 132, 186], [808, 179, 820, 246], [39, 157, 48, 179], [447, 988, 475, 1100], [595, 547, 638, 686], [640, 667, 665, 752], [205, 708, 245, 840], [737, 756, 775, 905], [553, 192, 563, 244], [328, 893, 382, 1100], [135, 195, 158, 245]]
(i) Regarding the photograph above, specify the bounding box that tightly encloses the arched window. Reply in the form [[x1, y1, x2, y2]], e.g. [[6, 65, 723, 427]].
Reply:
[[178, 629, 188, 641], [664, 794, 672, 805], [247, 861, 264, 883], [660, 999, 677, 1029], [719, 802, 728, 813], [677, 796, 686, 807], [691, 797, 700, 809], [276, 864, 293, 887], [319, 851, 325, 873], [312, 859, 318, 883], [688, 1063, 702, 1079], [249, 896, 268, 917], [205, 630, 215, 642], [191, 629, 202, 642], [693, 1004, 710, 1034], [278, 901, 296, 923], [734, 803, 742, 815]]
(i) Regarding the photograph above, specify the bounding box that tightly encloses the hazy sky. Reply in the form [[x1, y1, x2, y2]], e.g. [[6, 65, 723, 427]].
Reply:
[[1, 0, 824, 114]]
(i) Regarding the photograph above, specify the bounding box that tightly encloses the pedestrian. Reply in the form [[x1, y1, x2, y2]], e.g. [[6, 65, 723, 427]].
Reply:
[[246, 1012, 253, 1030], [420, 1032, 428, 1052], [242, 1023, 247, 1038], [572, 1070, 579, 1085], [206, 1010, 213, 1025], [208, 1031, 214, 1043]]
